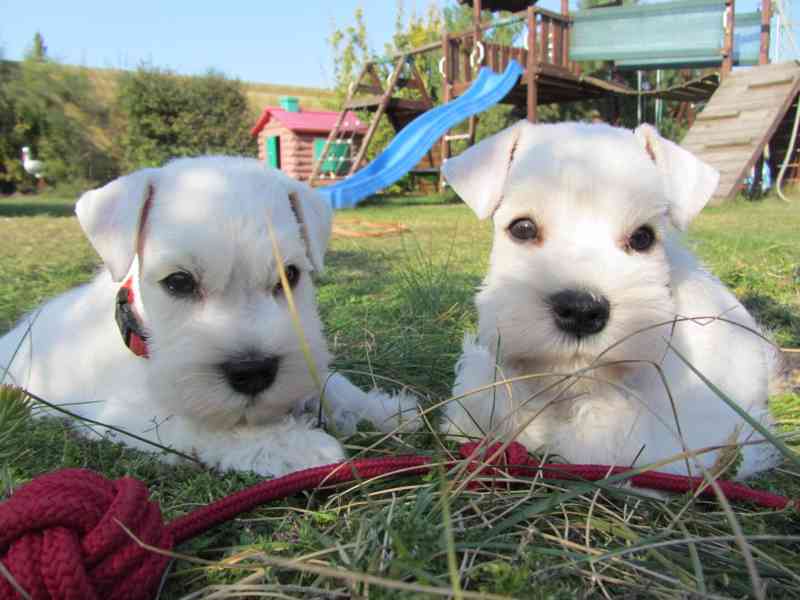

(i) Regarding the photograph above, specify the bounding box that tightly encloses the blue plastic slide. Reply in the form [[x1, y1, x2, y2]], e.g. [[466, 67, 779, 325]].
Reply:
[[317, 60, 524, 209]]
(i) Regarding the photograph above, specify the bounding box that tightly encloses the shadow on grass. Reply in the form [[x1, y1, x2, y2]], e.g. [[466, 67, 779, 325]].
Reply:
[[741, 293, 800, 347], [316, 250, 395, 300], [0, 197, 75, 218], [357, 191, 460, 209]]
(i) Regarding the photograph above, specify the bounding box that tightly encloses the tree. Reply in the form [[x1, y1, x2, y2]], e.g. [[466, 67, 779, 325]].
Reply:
[[117, 66, 253, 171], [326, 1, 521, 181], [0, 34, 115, 192], [28, 32, 47, 62], [327, 8, 372, 101]]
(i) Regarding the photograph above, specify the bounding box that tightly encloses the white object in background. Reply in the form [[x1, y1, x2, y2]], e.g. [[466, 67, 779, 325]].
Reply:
[[21, 146, 44, 179]]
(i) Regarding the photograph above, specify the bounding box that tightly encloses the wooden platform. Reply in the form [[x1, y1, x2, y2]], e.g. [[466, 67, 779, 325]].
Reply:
[[680, 62, 800, 203]]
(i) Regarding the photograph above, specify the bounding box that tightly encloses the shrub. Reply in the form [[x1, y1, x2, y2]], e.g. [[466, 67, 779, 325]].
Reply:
[[117, 67, 253, 171]]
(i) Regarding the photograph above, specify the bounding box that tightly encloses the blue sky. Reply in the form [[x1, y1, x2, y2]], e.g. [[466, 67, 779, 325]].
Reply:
[[1, 1, 797, 89]]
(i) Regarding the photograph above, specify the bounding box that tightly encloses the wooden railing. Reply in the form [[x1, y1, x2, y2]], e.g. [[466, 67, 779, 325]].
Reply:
[[440, 8, 573, 89]]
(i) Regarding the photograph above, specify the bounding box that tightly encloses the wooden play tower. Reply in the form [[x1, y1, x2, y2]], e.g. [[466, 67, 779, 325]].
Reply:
[[311, 0, 796, 201]]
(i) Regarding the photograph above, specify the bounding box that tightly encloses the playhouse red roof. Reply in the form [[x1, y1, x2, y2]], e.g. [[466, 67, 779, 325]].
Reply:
[[250, 107, 367, 138]]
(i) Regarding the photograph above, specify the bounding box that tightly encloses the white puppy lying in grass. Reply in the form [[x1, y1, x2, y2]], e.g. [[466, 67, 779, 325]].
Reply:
[[441, 121, 781, 478], [0, 157, 417, 476]]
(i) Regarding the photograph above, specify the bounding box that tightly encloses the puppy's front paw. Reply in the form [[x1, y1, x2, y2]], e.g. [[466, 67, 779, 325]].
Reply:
[[300, 428, 348, 467], [369, 389, 422, 434], [314, 372, 422, 435], [207, 420, 345, 477]]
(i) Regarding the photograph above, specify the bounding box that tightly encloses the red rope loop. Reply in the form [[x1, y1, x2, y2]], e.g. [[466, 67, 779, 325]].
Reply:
[[0, 469, 173, 600], [458, 440, 533, 481], [0, 443, 794, 600]]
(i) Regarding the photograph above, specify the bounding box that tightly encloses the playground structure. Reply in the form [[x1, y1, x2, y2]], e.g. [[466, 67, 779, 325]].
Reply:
[[251, 97, 366, 182], [310, 0, 799, 208]]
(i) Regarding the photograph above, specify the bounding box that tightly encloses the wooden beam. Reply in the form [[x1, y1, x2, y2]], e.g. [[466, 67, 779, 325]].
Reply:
[[439, 32, 452, 192], [721, 0, 735, 77], [349, 57, 405, 175], [309, 64, 368, 184], [469, 0, 483, 146], [760, 0, 771, 65], [724, 86, 800, 201], [526, 6, 538, 122]]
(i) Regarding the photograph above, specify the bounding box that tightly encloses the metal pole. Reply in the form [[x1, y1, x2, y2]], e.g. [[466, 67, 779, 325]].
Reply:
[[637, 71, 642, 125], [655, 70, 662, 128]]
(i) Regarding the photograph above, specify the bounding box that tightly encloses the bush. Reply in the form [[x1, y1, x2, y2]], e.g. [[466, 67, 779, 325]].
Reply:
[[0, 55, 117, 192], [117, 67, 254, 171]]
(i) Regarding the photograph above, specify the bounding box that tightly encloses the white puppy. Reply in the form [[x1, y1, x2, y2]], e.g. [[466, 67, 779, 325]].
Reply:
[[441, 121, 780, 478], [0, 157, 417, 476]]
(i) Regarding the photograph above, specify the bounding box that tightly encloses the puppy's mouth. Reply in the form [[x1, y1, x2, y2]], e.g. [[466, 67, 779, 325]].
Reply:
[[219, 353, 280, 399]]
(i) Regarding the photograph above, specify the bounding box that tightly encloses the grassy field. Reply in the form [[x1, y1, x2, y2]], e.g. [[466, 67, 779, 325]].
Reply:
[[1, 189, 799, 598]]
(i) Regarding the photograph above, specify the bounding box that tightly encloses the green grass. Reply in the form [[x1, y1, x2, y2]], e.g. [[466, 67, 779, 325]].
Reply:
[[1, 189, 799, 598]]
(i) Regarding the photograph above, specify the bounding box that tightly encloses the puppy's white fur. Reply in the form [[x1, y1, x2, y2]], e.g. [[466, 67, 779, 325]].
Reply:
[[0, 157, 417, 476], [441, 122, 780, 478]]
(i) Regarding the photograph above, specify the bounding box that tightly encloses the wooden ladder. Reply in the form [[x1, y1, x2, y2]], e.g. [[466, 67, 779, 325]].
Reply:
[[309, 55, 437, 186]]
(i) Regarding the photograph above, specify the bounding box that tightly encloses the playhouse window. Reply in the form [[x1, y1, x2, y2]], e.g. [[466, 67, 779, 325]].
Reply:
[[314, 138, 350, 176]]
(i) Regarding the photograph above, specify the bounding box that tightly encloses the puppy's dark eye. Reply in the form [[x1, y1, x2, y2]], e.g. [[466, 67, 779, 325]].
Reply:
[[628, 225, 656, 252], [160, 271, 199, 298], [273, 265, 300, 295], [508, 218, 538, 242]]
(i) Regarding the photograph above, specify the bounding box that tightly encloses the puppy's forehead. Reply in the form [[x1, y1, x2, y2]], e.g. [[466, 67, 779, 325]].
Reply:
[[499, 124, 667, 225], [143, 158, 306, 277], [154, 157, 297, 225]]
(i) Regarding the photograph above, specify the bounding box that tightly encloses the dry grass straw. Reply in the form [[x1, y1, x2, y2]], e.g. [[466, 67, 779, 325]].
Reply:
[[165, 315, 799, 599]]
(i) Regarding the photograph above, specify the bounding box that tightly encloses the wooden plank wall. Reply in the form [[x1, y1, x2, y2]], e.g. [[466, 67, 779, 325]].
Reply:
[[681, 62, 800, 203], [257, 124, 363, 181]]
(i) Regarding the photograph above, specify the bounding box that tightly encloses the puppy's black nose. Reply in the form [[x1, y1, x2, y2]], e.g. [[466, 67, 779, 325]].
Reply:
[[549, 289, 610, 337], [220, 354, 279, 396]]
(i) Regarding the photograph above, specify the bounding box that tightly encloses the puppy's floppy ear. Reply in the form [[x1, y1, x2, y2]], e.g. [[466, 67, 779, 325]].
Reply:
[[283, 178, 333, 272], [442, 120, 528, 220], [75, 168, 159, 282], [634, 124, 719, 230]]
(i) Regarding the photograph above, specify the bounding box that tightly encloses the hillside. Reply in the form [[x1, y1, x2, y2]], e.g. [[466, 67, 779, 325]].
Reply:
[[2, 60, 337, 157]]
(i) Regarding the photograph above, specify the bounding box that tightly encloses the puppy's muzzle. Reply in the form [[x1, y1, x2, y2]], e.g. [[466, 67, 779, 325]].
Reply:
[[549, 289, 610, 338], [220, 354, 280, 397]]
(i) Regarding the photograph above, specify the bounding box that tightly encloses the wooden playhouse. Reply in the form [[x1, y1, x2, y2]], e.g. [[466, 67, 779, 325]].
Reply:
[[251, 97, 367, 181]]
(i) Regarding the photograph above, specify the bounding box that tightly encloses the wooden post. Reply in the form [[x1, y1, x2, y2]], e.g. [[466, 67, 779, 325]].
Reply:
[[562, 0, 571, 70], [759, 0, 771, 65], [468, 0, 483, 147], [439, 33, 452, 192], [721, 0, 735, 77], [526, 6, 538, 123]]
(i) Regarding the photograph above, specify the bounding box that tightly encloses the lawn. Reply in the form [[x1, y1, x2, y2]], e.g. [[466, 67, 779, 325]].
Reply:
[[1, 189, 799, 598]]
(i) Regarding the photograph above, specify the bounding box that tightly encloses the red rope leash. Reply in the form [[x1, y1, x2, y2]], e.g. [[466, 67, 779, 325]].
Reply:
[[0, 442, 795, 600]]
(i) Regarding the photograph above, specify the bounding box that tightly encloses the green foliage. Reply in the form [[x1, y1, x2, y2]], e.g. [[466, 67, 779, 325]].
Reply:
[[0, 386, 32, 497], [116, 67, 253, 170], [27, 32, 47, 62], [0, 36, 115, 191], [326, 2, 521, 192], [328, 7, 372, 100]]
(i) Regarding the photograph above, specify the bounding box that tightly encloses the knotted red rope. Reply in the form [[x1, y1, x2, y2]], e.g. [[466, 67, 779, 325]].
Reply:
[[1, 442, 795, 600]]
